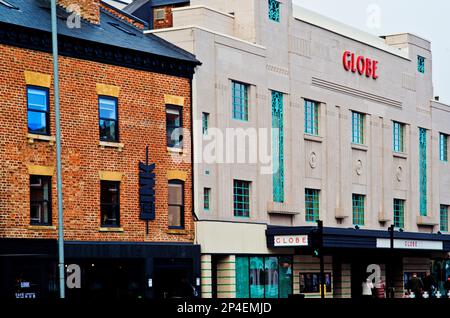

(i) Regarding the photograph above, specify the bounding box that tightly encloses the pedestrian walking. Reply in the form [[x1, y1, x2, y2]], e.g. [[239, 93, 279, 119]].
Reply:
[[362, 278, 374, 299], [407, 273, 424, 298]]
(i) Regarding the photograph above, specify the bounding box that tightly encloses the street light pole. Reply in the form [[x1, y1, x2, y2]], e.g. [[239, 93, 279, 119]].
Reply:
[[50, 0, 65, 299], [317, 220, 325, 299], [388, 224, 395, 298]]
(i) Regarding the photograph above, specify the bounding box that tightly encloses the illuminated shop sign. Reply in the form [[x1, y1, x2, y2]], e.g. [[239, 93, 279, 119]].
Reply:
[[274, 235, 309, 247], [342, 51, 379, 79], [376, 238, 443, 250]]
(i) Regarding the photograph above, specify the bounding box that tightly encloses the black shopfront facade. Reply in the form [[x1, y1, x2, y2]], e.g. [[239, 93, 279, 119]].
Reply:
[[267, 226, 450, 298], [0, 239, 200, 299]]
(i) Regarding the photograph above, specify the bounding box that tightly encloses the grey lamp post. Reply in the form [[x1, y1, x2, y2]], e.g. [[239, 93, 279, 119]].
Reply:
[[51, 0, 65, 299]]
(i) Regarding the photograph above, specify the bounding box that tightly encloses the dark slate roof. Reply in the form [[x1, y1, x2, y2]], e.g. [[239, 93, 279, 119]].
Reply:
[[122, 0, 148, 14], [0, 0, 198, 64]]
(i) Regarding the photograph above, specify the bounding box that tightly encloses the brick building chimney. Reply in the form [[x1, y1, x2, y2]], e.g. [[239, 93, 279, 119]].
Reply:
[[58, 0, 100, 25]]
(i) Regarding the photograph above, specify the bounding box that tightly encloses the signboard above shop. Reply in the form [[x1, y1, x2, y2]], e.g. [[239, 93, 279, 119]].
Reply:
[[376, 238, 443, 251], [274, 235, 309, 247]]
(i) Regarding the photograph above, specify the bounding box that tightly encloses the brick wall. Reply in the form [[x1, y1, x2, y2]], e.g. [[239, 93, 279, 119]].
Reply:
[[58, 0, 100, 25], [153, 5, 176, 29], [0, 44, 193, 243]]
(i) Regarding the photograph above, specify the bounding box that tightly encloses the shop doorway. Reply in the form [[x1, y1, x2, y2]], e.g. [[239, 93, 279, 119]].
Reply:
[[153, 258, 195, 299], [350, 262, 368, 299]]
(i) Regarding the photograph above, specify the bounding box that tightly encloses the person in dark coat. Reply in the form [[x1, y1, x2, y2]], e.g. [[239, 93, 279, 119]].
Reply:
[[444, 276, 450, 297], [423, 272, 437, 297], [407, 273, 424, 298]]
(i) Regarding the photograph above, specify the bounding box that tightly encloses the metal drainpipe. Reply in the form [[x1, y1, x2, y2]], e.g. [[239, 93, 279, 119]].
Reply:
[[51, 0, 65, 299]]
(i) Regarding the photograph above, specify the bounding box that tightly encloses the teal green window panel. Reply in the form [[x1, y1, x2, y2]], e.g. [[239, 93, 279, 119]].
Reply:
[[272, 91, 284, 203], [232, 81, 248, 121], [236, 257, 250, 298], [440, 133, 448, 162], [418, 56, 425, 73], [233, 180, 250, 217], [305, 189, 320, 222], [393, 199, 405, 228], [202, 112, 209, 135], [304, 100, 319, 135], [250, 257, 265, 298], [203, 187, 210, 211], [268, 0, 280, 22], [419, 128, 427, 216], [264, 257, 279, 298], [352, 111, 364, 144], [393, 121, 404, 152], [440, 205, 449, 232], [236, 256, 292, 299], [352, 194, 365, 226]]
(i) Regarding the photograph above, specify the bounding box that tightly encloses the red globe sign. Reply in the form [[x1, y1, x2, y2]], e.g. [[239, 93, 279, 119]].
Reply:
[[342, 51, 379, 79]]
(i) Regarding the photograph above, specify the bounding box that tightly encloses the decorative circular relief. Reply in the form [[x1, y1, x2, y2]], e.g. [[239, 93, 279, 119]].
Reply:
[[309, 152, 317, 168], [356, 160, 363, 175]]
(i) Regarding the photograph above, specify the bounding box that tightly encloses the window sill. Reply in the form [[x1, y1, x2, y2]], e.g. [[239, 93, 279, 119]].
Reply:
[[27, 134, 55, 145], [416, 216, 438, 226], [99, 141, 124, 151], [304, 134, 323, 143], [351, 143, 368, 152], [28, 225, 56, 231], [267, 201, 299, 215], [166, 229, 187, 235], [393, 152, 408, 159], [167, 147, 183, 153], [231, 118, 249, 123], [99, 227, 124, 233]]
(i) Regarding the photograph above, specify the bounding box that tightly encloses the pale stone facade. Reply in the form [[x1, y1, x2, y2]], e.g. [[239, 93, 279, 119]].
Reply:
[[145, 0, 450, 298]]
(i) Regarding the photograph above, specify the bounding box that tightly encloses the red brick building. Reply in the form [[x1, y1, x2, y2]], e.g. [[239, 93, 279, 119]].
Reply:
[[0, 0, 200, 299]]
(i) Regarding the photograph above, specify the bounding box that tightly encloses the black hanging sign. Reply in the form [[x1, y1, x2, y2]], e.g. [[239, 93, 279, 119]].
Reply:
[[139, 146, 156, 221]]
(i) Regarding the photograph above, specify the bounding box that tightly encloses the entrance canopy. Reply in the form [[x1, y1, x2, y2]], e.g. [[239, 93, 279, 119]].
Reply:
[[266, 226, 450, 252]]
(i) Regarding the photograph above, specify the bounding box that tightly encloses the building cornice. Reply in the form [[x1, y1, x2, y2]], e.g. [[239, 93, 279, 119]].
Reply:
[[0, 22, 197, 79]]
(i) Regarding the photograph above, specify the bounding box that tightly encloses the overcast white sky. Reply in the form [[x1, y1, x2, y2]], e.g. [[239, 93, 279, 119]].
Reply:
[[293, 0, 450, 104]]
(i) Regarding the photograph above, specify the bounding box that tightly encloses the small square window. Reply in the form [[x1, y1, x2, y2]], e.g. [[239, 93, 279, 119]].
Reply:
[[155, 8, 166, 20]]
